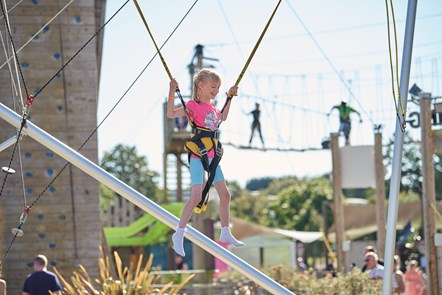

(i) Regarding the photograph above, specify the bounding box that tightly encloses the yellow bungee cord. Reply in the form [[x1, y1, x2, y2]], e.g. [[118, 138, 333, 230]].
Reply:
[[133, 0, 282, 96], [385, 0, 407, 132]]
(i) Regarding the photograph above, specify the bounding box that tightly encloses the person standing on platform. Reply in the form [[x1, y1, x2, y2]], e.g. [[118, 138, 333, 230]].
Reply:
[[327, 99, 362, 145], [248, 102, 264, 148]]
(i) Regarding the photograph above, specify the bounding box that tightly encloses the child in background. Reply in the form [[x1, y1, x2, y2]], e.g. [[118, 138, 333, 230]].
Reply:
[[167, 68, 244, 257], [404, 260, 424, 295]]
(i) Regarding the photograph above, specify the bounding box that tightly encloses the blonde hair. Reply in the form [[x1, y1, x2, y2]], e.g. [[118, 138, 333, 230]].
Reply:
[[192, 68, 221, 102], [34, 254, 48, 267]]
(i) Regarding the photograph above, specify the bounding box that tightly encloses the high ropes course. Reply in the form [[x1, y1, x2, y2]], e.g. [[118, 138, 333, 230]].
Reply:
[[0, 0, 294, 294], [224, 141, 324, 152], [0, 0, 419, 293]]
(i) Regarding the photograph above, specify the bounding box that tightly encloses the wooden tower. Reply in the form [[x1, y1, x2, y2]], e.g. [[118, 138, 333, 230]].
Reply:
[[163, 101, 192, 202], [0, 1, 105, 292]]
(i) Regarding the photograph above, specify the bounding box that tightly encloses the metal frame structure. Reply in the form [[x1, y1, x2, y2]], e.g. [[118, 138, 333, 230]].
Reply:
[[0, 102, 294, 295], [382, 0, 417, 294]]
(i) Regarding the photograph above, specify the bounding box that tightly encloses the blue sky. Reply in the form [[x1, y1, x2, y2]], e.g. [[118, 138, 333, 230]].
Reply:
[[98, 0, 442, 187]]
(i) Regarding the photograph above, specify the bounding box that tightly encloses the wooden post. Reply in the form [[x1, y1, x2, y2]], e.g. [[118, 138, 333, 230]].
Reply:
[[330, 132, 346, 273], [176, 153, 183, 202], [163, 152, 168, 202], [192, 210, 211, 281], [420, 93, 439, 295], [190, 44, 212, 275], [163, 101, 169, 203], [322, 201, 330, 266], [374, 132, 386, 258]]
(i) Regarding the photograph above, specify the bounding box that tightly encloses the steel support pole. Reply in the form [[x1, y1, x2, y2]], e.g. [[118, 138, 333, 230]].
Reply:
[[382, 0, 417, 294], [0, 102, 294, 295], [0, 135, 18, 153]]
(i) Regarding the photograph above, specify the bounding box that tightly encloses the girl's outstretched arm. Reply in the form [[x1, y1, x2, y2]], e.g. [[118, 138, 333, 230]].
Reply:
[[167, 79, 186, 118], [221, 85, 238, 121]]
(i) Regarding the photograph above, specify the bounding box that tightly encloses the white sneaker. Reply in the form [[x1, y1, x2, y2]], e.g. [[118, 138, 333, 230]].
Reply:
[[220, 227, 245, 247], [172, 227, 186, 256]]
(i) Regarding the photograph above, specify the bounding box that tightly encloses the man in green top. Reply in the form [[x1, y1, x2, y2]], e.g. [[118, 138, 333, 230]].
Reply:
[[327, 99, 362, 145]]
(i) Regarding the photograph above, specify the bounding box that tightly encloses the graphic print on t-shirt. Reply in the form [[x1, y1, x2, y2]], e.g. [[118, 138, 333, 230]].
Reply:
[[205, 112, 220, 131]]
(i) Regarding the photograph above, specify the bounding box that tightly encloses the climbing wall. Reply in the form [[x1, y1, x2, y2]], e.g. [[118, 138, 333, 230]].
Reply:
[[0, 0, 105, 292]]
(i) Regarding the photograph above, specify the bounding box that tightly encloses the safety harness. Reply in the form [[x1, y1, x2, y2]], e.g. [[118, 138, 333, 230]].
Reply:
[[184, 97, 231, 214]]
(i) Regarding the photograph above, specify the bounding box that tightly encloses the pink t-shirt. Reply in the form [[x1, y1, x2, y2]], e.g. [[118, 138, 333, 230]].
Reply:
[[186, 100, 222, 158]]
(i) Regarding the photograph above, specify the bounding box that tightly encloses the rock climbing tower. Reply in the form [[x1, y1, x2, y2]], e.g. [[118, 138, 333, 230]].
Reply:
[[0, 1, 105, 292]]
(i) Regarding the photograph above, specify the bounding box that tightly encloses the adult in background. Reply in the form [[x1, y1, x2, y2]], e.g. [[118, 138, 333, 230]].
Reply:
[[393, 255, 406, 294], [247, 102, 265, 148], [327, 99, 362, 145], [22, 254, 62, 295], [365, 252, 384, 280], [361, 245, 384, 272]]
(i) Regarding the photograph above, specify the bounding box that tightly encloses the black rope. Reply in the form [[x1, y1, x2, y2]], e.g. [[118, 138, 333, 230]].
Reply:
[[0, 233, 19, 274], [8, 0, 196, 205], [0, 0, 130, 198], [0, 119, 26, 200], [34, 0, 130, 99], [0, 0, 197, 270], [0, 0, 131, 272], [0, 0, 30, 99], [0, 0, 131, 200], [87, 0, 199, 142], [224, 141, 324, 152]]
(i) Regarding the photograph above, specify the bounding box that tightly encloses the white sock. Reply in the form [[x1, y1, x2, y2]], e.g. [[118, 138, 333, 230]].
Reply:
[[172, 227, 186, 256], [220, 226, 245, 247]]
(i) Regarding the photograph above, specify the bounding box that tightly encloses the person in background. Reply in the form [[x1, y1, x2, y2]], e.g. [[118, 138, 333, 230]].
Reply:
[[175, 255, 189, 270], [247, 102, 265, 148], [404, 260, 424, 295], [327, 99, 362, 145], [174, 115, 188, 131], [22, 254, 62, 295], [393, 255, 406, 294], [365, 252, 384, 280], [361, 245, 384, 272], [296, 257, 307, 272]]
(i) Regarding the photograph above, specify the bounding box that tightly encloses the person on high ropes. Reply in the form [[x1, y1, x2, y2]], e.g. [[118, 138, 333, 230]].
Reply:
[[248, 102, 264, 148], [327, 99, 362, 146]]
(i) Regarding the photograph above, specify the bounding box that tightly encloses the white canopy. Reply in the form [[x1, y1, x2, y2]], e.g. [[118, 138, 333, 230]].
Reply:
[[272, 228, 324, 244], [230, 217, 323, 244]]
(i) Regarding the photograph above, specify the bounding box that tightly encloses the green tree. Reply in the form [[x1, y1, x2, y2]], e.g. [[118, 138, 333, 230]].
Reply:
[[231, 192, 274, 224], [232, 176, 333, 232], [384, 133, 422, 194], [435, 155, 442, 200], [269, 177, 333, 231], [227, 180, 243, 198], [384, 133, 442, 201], [245, 177, 273, 191], [100, 144, 160, 208]]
